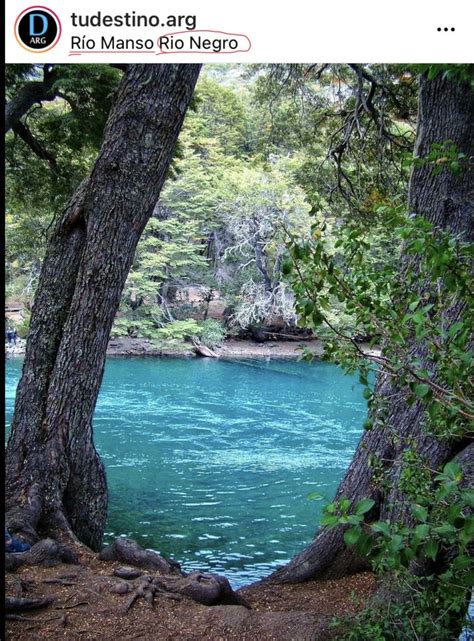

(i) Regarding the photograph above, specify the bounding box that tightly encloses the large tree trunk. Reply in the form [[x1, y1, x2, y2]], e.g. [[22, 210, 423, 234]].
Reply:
[[269, 72, 473, 583], [5, 64, 201, 551]]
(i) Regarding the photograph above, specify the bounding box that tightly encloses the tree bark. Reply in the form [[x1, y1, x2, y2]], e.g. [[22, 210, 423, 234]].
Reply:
[[268, 72, 473, 583], [5, 64, 201, 551]]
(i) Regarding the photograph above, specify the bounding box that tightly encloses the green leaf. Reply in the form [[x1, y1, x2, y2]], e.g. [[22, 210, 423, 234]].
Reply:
[[448, 321, 464, 338], [424, 539, 439, 561], [355, 498, 375, 515], [304, 300, 314, 316], [463, 517, 474, 537], [355, 532, 373, 556], [340, 498, 351, 512], [453, 555, 471, 570], [312, 310, 323, 325], [461, 490, 474, 508], [388, 534, 404, 553], [432, 524, 457, 537], [281, 259, 293, 275], [344, 526, 362, 546], [321, 514, 339, 527], [413, 383, 430, 398], [371, 521, 391, 536], [412, 504, 428, 522], [443, 462, 462, 481], [414, 524, 430, 540]]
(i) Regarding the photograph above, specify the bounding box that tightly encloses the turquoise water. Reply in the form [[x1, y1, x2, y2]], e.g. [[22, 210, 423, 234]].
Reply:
[[5, 357, 367, 587]]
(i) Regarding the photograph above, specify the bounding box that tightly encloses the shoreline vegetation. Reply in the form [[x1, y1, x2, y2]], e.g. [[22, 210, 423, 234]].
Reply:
[[5, 335, 381, 360]]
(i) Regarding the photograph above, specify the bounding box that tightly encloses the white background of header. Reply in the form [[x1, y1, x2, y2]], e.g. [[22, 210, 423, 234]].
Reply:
[[5, 0, 473, 63]]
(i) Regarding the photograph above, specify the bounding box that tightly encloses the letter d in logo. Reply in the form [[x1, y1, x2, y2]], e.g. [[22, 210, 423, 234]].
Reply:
[[29, 13, 48, 37]]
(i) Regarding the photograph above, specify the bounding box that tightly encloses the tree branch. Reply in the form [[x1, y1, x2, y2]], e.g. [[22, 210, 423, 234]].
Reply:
[[11, 120, 58, 173], [5, 68, 58, 133]]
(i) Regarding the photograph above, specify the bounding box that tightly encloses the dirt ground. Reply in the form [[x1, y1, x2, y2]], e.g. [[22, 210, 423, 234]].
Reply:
[[5, 547, 376, 641]]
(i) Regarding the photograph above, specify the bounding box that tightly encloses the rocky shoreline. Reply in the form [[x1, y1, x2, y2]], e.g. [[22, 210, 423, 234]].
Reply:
[[106, 336, 326, 359], [6, 336, 380, 360]]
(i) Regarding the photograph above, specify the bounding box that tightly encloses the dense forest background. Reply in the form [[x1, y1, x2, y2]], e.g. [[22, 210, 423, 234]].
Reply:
[[5, 64, 416, 350]]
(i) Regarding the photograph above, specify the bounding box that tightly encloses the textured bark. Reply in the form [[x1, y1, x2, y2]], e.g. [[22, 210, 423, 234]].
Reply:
[[5, 64, 201, 551], [269, 73, 473, 583]]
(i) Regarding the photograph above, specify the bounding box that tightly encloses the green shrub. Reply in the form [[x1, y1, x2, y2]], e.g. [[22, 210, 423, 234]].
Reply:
[[154, 319, 202, 342], [199, 319, 226, 349]]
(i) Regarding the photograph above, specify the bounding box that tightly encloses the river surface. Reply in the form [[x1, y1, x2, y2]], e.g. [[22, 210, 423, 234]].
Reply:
[[5, 357, 367, 587]]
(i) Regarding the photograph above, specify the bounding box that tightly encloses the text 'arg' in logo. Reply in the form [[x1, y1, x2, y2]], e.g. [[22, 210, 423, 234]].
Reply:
[[15, 6, 61, 52]]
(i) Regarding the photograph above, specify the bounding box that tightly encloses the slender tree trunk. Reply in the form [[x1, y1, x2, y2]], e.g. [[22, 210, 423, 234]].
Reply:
[[269, 72, 473, 583], [5, 64, 201, 551]]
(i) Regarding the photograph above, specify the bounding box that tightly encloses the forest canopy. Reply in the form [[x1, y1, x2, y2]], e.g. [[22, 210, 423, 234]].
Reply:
[[5, 63, 417, 348]]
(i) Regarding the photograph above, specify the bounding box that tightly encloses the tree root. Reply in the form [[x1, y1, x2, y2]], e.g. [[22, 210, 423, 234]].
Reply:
[[42, 578, 77, 586], [113, 571, 251, 613], [5, 596, 55, 612], [6, 614, 44, 622], [153, 572, 252, 608], [5, 538, 79, 573], [99, 538, 181, 575], [100, 538, 250, 610]]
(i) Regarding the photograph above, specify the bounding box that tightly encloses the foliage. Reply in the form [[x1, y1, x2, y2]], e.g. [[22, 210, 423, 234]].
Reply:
[[287, 203, 473, 436], [5, 64, 122, 292], [5, 310, 31, 339], [7, 64, 419, 346], [325, 460, 473, 639], [413, 64, 474, 87], [149, 319, 203, 352], [291, 150, 473, 636], [199, 319, 226, 349]]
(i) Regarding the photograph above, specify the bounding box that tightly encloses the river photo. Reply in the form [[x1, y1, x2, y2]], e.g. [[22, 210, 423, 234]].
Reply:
[[6, 59, 472, 640], [5, 357, 367, 587]]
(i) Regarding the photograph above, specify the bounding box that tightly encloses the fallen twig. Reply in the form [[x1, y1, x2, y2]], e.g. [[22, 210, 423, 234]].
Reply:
[[57, 601, 89, 610]]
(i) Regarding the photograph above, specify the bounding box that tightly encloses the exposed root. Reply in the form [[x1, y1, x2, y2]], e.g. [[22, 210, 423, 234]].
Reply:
[[111, 570, 251, 613], [42, 578, 77, 586], [113, 566, 142, 580], [5, 538, 79, 573], [154, 572, 252, 608], [5, 596, 55, 612], [99, 537, 181, 575], [6, 615, 43, 623]]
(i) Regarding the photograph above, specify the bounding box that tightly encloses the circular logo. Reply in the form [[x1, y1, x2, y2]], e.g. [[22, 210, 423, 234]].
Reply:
[[15, 6, 61, 52]]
